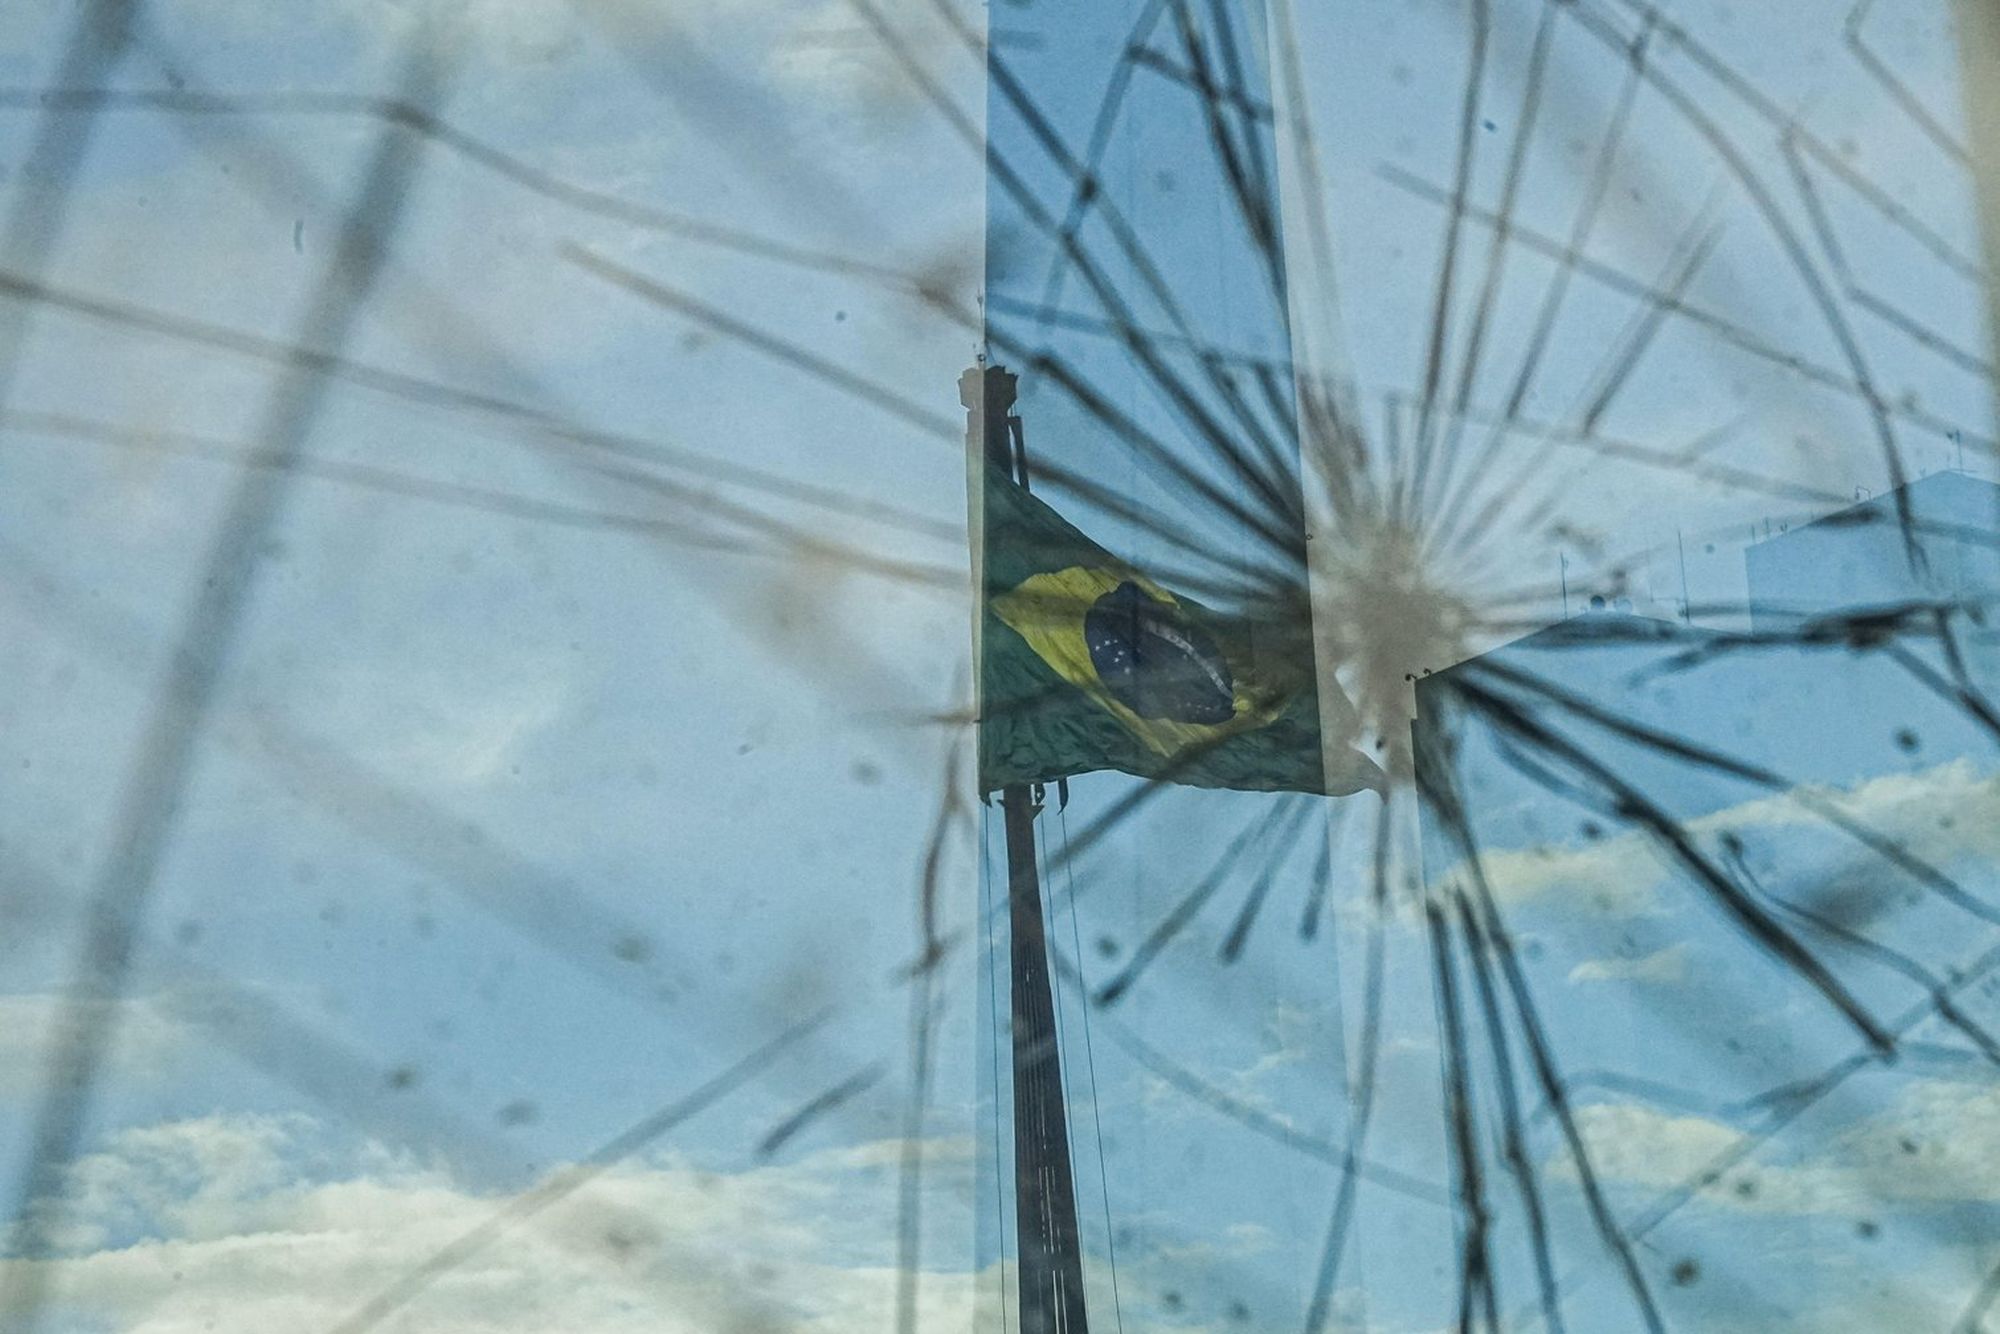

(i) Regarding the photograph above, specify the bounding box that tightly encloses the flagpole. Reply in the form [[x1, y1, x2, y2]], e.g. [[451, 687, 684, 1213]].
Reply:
[[963, 362, 1093, 1334]]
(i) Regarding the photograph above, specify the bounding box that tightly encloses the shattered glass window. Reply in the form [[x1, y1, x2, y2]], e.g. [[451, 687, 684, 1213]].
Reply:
[[3, 1, 2000, 1331]]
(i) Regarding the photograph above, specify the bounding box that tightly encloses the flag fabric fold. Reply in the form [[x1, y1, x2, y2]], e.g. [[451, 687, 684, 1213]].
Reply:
[[978, 464, 1382, 796]]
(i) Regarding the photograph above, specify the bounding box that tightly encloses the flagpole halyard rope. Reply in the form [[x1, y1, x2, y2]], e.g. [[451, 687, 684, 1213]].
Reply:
[[982, 805, 1016, 1334], [1057, 804, 1128, 1334]]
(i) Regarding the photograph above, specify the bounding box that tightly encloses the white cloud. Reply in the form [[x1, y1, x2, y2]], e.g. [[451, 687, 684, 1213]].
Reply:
[[1446, 832, 1665, 917], [5, 1105, 1328, 1333], [765, 0, 964, 120], [1558, 1101, 1746, 1200], [289, 652, 574, 787], [0, 993, 193, 1098], [4, 1112, 986, 1334], [1706, 1287, 1973, 1334], [1561, 1075, 2000, 1219], [1567, 942, 1691, 986], [1221, 998, 1342, 1089], [1432, 758, 2000, 917]]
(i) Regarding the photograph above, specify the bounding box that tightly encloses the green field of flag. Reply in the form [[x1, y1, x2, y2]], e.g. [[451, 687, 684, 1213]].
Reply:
[[977, 465, 1382, 796]]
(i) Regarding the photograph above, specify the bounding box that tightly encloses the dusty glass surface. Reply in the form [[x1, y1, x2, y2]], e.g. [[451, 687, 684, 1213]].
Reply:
[[1, 1, 1998, 1331]]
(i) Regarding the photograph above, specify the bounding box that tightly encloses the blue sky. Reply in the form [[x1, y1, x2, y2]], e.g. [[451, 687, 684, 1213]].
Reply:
[[1, 0, 1999, 1331]]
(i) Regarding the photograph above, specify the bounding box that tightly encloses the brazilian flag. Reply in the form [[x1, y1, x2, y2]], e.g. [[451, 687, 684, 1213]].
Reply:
[[978, 465, 1383, 796]]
